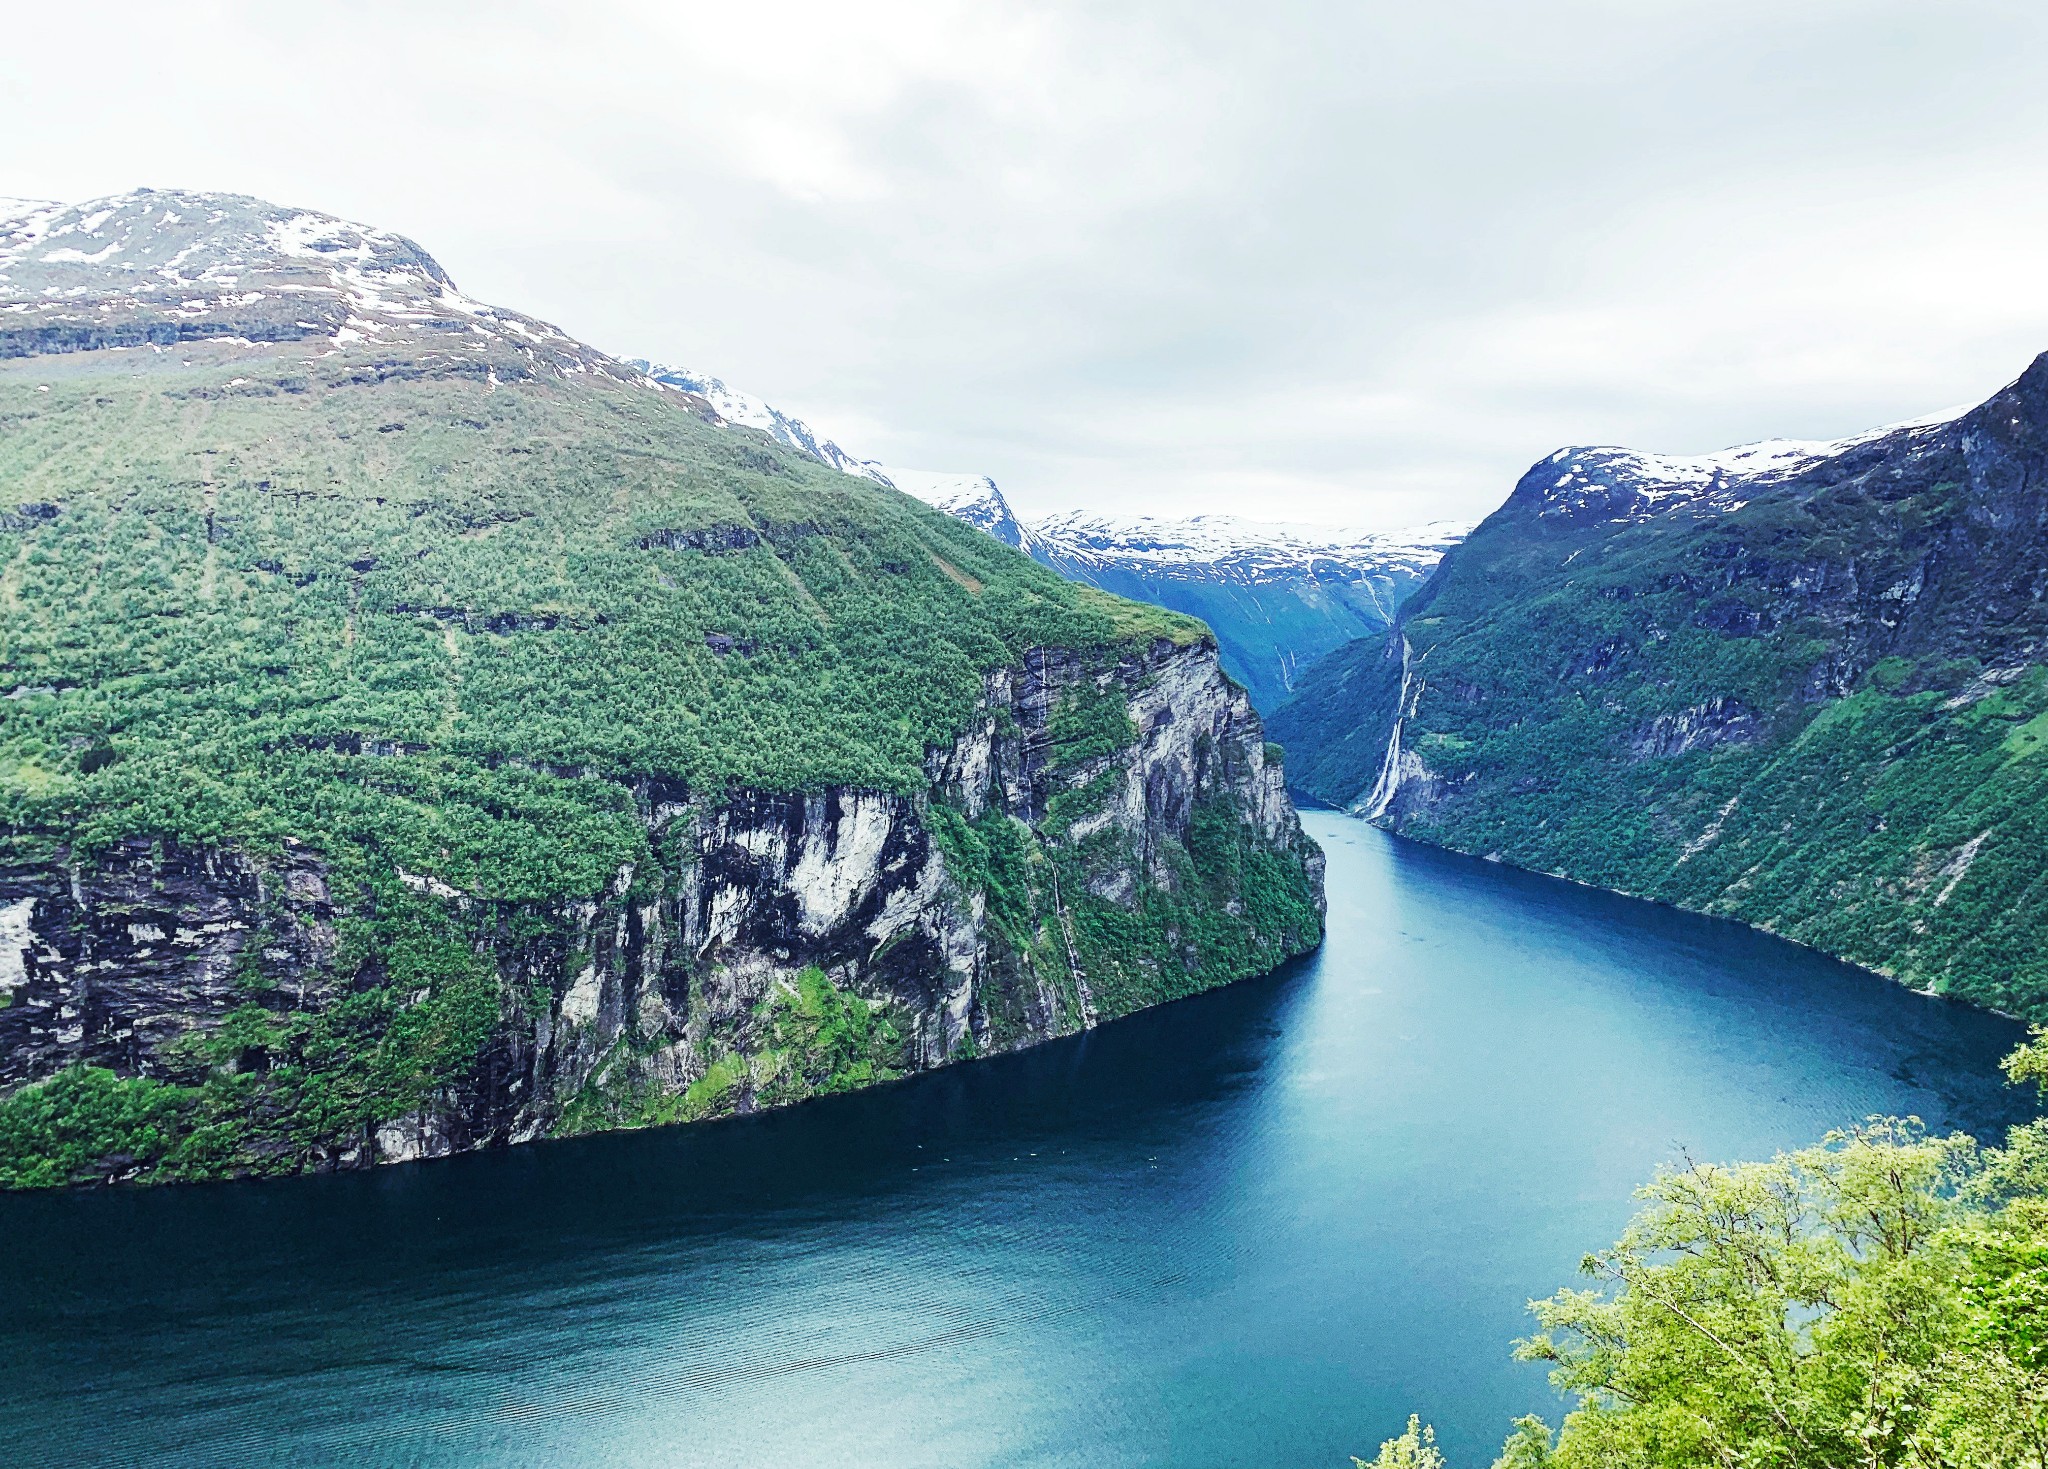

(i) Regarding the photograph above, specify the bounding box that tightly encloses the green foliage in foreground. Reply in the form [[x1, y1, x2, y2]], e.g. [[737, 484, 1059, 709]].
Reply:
[[1357, 1416, 1447, 1469], [1360, 1031, 2048, 1468]]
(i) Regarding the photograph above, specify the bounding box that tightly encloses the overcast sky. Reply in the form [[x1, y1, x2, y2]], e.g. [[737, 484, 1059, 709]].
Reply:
[[6, 1, 2048, 529]]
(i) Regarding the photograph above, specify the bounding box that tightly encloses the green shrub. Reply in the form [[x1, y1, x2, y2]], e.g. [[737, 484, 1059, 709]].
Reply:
[[0, 1067, 196, 1188]]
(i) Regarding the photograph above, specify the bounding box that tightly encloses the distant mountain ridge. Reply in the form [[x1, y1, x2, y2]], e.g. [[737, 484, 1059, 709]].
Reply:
[[1028, 509, 1463, 609], [648, 365, 1466, 707], [1023, 512, 1467, 709]]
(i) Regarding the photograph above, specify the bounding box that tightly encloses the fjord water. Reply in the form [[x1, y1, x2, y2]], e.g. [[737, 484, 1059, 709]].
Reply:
[[3, 815, 2030, 1468]]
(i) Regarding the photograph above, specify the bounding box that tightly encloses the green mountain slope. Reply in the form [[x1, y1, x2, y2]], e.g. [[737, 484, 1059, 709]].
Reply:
[[0, 356, 1171, 874], [1272, 353, 2048, 1018], [0, 192, 1322, 1185]]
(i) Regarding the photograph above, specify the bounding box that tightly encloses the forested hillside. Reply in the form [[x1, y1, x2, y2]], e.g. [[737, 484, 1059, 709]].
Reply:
[[0, 359, 1171, 867], [1273, 354, 2048, 1019], [0, 192, 1323, 1185]]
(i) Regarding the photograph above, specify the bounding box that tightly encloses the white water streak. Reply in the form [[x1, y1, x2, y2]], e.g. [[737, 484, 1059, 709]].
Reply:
[[1360, 637, 1414, 820]]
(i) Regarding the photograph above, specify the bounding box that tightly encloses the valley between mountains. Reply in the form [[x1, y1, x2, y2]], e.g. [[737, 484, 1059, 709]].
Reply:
[[653, 333, 2048, 1030], [7, 183, 2047, 1196]]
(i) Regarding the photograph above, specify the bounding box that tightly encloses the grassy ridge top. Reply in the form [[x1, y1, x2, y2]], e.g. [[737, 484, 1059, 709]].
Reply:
[[0, 347, 1204, 900]]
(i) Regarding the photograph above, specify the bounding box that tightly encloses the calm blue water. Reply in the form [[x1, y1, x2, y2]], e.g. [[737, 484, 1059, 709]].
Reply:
[[2, 814, 2032, 1468]]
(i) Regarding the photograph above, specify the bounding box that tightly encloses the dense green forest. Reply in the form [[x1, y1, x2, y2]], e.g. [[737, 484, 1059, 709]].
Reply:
[[0, 337, 1335, 1185], [1273, 355, 2048, 1020], [0, 353, 1195, 897], [1357, 1029, 2048, 1468]]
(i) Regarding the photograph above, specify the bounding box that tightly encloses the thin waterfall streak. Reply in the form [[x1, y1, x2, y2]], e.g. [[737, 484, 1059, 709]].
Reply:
[[1359, 636, 1413, 820]]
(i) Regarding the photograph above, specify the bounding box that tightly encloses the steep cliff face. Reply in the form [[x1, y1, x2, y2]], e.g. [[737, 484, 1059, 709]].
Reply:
[[1272, 352, 2048, 1018], [1, 638, 1320, 1179], [0, 842, 339, 1088], [0, 190, 1323, 1188]]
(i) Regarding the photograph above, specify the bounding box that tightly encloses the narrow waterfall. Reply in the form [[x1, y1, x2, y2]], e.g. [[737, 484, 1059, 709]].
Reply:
[[1360, 636, 1414, 820]]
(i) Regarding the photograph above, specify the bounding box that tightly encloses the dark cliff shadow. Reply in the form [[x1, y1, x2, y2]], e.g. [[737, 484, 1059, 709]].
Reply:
[[0, 948, 1324, 1320]]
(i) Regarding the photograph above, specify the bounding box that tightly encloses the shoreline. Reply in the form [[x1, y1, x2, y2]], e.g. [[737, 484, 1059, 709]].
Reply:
[[1307, 803, 2032, 1029]]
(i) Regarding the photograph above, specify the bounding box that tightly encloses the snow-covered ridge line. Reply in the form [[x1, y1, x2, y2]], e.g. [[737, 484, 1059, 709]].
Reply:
[[1625, 402, 1971, 483], [1029, 510, 1470, 569], [0, 188, 647, 386], [1537, 402, 1973, 521], [631, 363, 892, 485]]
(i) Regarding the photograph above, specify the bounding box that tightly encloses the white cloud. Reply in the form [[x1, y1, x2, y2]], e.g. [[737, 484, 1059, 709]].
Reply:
[[2, 0, 2047, 531]]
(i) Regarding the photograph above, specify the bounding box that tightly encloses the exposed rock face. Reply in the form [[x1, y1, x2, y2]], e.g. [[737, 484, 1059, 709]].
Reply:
[[0, 639, 1322, 1172], [934, 642, 1301, 842], [0, 841, 338, 1088], [1628, 698, 1760, 760]]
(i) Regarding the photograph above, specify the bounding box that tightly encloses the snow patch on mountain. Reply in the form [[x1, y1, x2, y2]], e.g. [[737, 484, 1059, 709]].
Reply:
[[1537, 406, 1971, 522], [0, 197, 63, 233], [0, 188, 642, 384], [869, 467, 1040, 552], [631, 364, 892, 485], [1029, 511, 1470, 584]]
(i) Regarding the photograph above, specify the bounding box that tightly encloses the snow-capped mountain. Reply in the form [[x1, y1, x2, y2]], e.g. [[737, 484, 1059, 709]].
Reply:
[[1030, 512, 1464, 595], [1025, 513, 1467, 709], [866, 467, 1042, 553], [630, 363, 892, 484], [1534, 407, 1969, 525], [637, 374, 1468, 709], [0, 189, 642, 385]]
